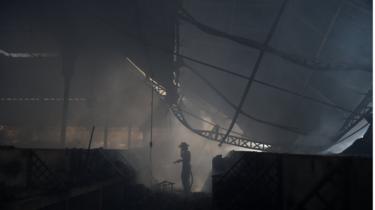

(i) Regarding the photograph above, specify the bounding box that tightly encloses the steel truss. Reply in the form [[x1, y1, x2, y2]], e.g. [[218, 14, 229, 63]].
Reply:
[[170, 104, 271, 151], [126, 55, 271, 151], [334, 90, 372, 143], [139, 71, 271, 151]]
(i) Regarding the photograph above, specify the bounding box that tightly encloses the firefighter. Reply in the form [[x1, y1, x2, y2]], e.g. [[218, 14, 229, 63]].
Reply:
[[174, 142, 192, 193]]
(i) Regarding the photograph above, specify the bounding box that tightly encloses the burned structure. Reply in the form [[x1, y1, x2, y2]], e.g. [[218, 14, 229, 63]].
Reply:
[[0, 0, 372, 209]]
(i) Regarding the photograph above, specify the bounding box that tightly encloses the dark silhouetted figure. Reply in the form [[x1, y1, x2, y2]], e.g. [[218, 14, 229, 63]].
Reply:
[[174, 142, 192, 194]]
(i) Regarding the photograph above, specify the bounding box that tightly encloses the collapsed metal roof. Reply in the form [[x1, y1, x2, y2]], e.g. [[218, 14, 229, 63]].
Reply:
[[176, 0, 372, 152], [0, 0, 372, 152]]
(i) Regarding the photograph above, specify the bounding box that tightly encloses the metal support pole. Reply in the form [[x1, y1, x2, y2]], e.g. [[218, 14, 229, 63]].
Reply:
[[149, 77, 154, 186], [103, 123, 108, 149], [87, 126, 95, 151], [60, 49, 75, 147], [128, 125, 132, 149], [60, 77, 71, 147], [85, 126, 96, 165]]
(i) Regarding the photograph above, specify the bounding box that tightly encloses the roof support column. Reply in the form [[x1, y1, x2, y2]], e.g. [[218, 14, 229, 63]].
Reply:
[[60, 48, 75, 147]]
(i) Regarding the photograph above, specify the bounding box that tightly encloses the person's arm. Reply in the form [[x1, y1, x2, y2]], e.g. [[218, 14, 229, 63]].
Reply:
[[173, 159, 182, 164]]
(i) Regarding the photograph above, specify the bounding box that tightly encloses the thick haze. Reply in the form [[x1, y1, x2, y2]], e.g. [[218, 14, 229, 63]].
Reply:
[[179, 0, 372, 152], [0, 0, 372, 190]]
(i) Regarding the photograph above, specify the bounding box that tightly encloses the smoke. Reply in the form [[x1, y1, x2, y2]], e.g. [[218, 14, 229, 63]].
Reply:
[[0, 0, 371, 193], [178, 0, 372, 153], [125, 109, 249, 192]]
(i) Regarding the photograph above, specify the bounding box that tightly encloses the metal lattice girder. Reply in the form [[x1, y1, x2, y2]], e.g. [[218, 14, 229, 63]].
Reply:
[[193, 130, 270, 151], [126, 57, 271, 151], [169, 105, 271, 151], [334, 90, 372, 142]]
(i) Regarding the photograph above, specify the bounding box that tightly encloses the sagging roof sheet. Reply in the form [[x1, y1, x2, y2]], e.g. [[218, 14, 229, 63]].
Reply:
[[178, 0, 372, 151]]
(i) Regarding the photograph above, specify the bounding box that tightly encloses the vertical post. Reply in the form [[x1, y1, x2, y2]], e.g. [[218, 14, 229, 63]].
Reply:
[[85, 126, 96, 165], [149, 80, 154, 186], [149, 73, 154, 187], [87, 126, 96, 151], [60, 49, 75, 147], [60, 77, 71, 147], [103, 90, 110, 149], [128, 125, 132, 149], [103, 123, 108, 149]]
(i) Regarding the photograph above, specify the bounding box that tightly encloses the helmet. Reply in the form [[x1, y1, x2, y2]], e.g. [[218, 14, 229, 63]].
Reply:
[[179, 142, 189, 149]]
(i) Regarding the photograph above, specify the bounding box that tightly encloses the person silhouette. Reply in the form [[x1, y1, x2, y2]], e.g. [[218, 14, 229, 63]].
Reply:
[[174, 142, 192, 193]]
